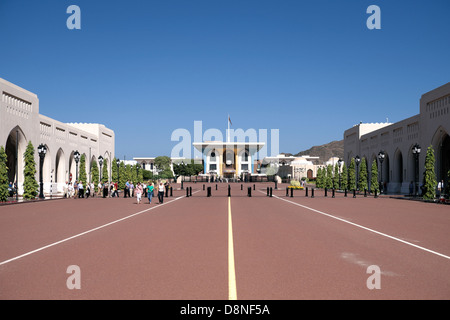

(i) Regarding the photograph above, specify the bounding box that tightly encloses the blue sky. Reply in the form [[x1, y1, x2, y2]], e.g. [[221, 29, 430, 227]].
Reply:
[[1, 0, 449, 159]]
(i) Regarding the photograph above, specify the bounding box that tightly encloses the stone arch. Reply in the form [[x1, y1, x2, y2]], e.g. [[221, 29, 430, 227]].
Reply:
[[55, 148, 66, 192], [393, 148, 403, 183], [431, 127, 450, 184], [392, 148, 403, 193], [103, 151, 111, 182], [4, 126, 27, 195]]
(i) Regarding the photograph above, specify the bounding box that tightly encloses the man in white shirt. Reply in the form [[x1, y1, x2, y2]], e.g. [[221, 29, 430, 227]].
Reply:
[[78, 182, 84, 198]]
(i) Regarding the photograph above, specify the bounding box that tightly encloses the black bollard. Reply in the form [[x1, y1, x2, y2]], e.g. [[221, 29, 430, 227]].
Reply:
[[228, 185, 231, 197], [324, 188, 327, 197], [332, 188, 335, 198], [290, 187, 293, 197], [207, 186, 211, 197], [286, 187, 289, 197], [203, 184, 205, 191], [189, 186, 192, 197], [270, 187, 273, 197], [353, 189, 356, 198], [170, 186, 173, 197], [248, 187, 252, 197], [344, 189, 348, 197], [253, 184, 255, 191], [241, 184, 243, 190], [311, 188, 315, 198], [305, 187, 308, 197], [267, 187, 269, 196], [364, 189, 367, 197], [374, 189, 378, 198], [186, 188, 189, 197]]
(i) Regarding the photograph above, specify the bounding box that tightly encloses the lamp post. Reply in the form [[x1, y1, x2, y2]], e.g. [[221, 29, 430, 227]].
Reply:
[[181, 161, 185, 190], [378, 151, 385, 193], [98, 156, 103, 183], [355, 155, 361, 191], [74, 151, 80, 182], [338, 158, 343, 190], [38, 144, 47, 199], [136, 163, 140, 182], [116, 158, 120, 183], [412, 144, 421, 197]]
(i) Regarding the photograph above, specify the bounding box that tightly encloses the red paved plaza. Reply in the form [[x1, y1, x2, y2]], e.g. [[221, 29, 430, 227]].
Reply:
[[1, 182, 449, 300]]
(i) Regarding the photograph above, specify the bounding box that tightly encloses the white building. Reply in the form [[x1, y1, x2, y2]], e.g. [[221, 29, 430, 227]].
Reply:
[[0, 77, 115, 196], [344, 82, 450, 194]]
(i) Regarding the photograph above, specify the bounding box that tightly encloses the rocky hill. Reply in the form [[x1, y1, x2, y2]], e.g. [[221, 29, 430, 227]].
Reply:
[[283, 140, 344, 164]]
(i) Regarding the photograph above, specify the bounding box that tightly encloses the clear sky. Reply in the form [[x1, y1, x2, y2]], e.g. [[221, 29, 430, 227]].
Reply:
[[1, 0, 449, 159]]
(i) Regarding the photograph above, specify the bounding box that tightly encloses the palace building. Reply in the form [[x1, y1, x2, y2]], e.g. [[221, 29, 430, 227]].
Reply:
[[192, 141, 265, 180], [343, 82, 450, 194], [0, 77, 115, 196]]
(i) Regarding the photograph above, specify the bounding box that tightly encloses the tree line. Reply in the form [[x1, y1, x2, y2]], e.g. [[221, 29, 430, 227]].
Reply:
[[0, 146, 205, 201]]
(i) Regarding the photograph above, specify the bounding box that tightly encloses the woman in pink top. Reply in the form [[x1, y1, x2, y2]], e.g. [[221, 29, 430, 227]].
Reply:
[[135, 182, 143, 204]]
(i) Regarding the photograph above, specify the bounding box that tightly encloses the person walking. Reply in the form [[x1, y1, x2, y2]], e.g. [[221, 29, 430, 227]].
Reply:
[[158, 181, 165, 204], [78, 181, 84, 198], [147, 182, 154, 204], [85, 183, 90, 198], [135, 182, 143, 204], [73, 181, 78, 199], [68, 182, 74, 198], [103, 182, 108, 198], [437, 180, 444, 197]]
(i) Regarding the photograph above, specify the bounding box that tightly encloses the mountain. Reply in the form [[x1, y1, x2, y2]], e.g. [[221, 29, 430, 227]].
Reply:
[[284, 140, 344, 164]]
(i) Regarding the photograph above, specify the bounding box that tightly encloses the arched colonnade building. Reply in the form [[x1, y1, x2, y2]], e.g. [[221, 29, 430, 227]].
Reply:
[[0, 78, 115, 196], [344, 83, 450, 194]]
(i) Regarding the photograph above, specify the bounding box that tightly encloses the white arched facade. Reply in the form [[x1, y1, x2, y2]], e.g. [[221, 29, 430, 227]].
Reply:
[[0, 77, 115, 197], [344, 82, 450, 194]]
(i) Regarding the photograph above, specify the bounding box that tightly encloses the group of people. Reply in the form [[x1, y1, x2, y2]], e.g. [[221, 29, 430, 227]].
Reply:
[[408, 179, 446, 197], [63, 180, 170, 204]]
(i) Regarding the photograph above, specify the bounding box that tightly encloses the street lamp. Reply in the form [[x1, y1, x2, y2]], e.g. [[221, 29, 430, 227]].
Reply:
[[412, 143, 421, 197], [74, 150, 81, 182], [181, 161, 185, 190], [338, 158, 343, 190], [116, 158, 120, 183], [355, 155, 361, 191], [98, 155, 103, 182], [378, 151, 385, 193], [38, 144, 47, 199]]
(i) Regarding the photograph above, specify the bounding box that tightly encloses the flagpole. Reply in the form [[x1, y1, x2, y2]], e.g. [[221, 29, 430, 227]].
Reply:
[[227, 114, 230, 142]]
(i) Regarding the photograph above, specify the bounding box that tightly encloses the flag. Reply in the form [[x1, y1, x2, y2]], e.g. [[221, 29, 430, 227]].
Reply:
[[228, 116, 232, 126]]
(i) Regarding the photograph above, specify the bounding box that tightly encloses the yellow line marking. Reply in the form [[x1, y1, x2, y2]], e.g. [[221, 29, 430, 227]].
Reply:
[[228, 196, 238, 300]]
